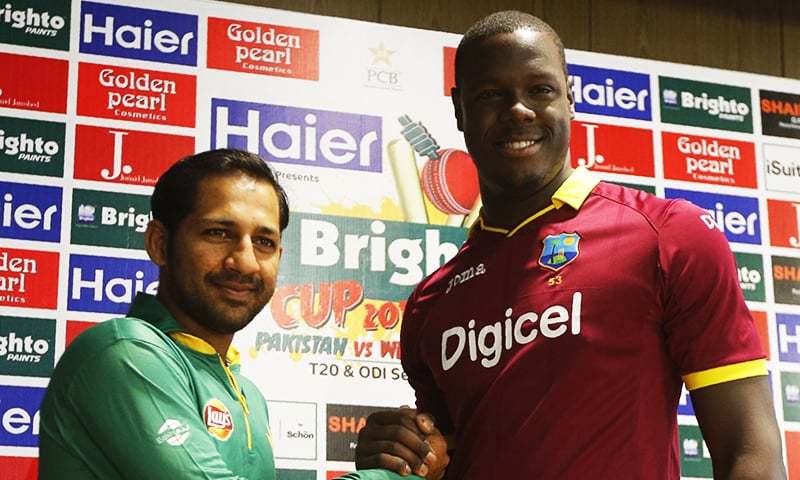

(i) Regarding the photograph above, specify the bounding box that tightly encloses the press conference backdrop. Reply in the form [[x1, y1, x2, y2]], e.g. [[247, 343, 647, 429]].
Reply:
[[0, 1, 799, 479]]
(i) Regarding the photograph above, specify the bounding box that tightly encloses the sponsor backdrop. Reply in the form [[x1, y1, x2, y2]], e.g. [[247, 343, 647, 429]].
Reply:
[[0, 0, 799, 478]]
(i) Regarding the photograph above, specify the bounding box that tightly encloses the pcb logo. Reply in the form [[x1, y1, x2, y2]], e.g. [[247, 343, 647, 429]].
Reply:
[[539, 233, 581, 271], [204, 398, 233, 441]]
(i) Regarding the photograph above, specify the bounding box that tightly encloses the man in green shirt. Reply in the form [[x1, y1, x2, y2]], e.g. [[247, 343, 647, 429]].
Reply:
[[40, 149, 289, 479]]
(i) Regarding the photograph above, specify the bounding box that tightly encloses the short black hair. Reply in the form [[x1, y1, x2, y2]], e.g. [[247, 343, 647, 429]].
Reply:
[[151, 149, 290, 234], [454, 10, 567, 85]]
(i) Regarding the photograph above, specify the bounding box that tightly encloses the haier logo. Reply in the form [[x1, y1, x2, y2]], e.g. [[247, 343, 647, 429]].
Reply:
[[0, 316, 55, 377], [567, 65, 651, 120], [0, 385, 43, 447], [80, 1, 198, 66], [665, 188, 760, 245], [211, 99, 382, 172], [0, 181, 61, 243], [68, 254, 158, 314], [71, 189, 152, 250], [777, 313, 800, 363]]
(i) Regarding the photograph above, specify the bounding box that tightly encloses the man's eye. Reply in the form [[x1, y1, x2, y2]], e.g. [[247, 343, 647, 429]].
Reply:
[[476, 90, 502, 100], [531, 85, 554, 95], [254, 237, 276, 248], [205, 229, 229, 239]]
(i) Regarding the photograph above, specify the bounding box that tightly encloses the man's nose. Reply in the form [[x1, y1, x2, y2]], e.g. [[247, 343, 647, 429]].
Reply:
[[224, 237, 259, 275]]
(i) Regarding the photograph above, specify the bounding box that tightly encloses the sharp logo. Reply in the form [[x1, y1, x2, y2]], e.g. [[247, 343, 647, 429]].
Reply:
[[68, 254, 159, 314], [773, 256, 800, 306], [0, 181, 61, 243], [660, 77, 753, 133], [567, 64, 651, 120], [0, 385, 43, 447], [80, 1, 198, 66], [666, 188, 760, 245], [760, 89, 800, 140], [662, 132, 756, 188], [211, 99, 382, 172]]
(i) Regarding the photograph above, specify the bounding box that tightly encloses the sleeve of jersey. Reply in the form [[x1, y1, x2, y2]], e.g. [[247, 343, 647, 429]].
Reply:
[[67, 339, 248, 480], [659, 200, 767, 391], [401, 285, 455, 434]]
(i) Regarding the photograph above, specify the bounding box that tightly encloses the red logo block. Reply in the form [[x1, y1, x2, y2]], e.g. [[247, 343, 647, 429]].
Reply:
[[0, 53, 67, 114], [443, 46, 456, 96], [73, 125, 195, 187], [77, 63, 196, 127], [663, 132, 756, 188], [0, 456, 37, 480], [767, 199, 800, 249], [570, 121, 654, 177], [0, 248, 59, 309], [207, 18, 319, 80]]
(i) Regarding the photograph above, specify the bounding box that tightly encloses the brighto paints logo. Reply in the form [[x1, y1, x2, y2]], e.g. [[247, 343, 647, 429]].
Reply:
[[0, 332, 49, 363], [0, 3, 65, 36], [568, 64, 651, 120], [0, 127, 60, 162]]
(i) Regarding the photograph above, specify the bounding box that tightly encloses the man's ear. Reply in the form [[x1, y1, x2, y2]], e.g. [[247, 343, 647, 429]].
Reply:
[[145, 219, 169, 267], [567, 76, 575, 119], [451, 87, 464, 132]]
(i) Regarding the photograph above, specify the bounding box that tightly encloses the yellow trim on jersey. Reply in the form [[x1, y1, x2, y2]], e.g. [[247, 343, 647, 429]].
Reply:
[[475, 167, 600, 238], [682, 358, 767, 391], [168, 332, 241, 365]]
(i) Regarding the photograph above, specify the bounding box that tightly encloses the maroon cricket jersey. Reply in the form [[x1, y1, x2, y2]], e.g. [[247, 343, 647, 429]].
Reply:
[[401, 167, 766, 479]]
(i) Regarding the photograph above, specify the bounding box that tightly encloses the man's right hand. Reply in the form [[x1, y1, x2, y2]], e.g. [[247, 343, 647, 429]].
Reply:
[[355, 408, 449, 479]]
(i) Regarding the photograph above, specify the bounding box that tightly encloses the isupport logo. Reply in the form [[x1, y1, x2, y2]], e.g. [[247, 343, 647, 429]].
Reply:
[[665, 188, 760, 245], [662, 132, 756, 188], [207, 17, 319, 80], [72, 189, 152, 250], [0, 316, 55, 377], [68, 254, 158, 314], [0, 181, 61, 243], [0, 0, 70, 50], [211, 99, 382, 172], [568, 64, 651, 120], [0, 247, 59, 309], [764, 143, 800, 194], [0, 116, 65, 178], [0, 385, 43, 447], [80, 1, 197, 66]]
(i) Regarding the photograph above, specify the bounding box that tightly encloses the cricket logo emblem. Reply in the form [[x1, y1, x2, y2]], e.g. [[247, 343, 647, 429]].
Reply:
[[204, 398, 234, 441], [539, 233, 581, 272]]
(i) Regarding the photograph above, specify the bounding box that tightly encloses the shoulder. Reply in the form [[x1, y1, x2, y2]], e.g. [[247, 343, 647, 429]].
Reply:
[[589, 182, 685, 231]]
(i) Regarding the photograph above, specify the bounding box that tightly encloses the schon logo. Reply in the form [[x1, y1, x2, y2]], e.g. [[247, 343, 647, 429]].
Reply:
[[204, 399, 234, 441]]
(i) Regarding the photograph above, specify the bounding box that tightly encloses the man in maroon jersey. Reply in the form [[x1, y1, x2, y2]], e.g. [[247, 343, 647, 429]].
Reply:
[[354, 10, 785, 480]]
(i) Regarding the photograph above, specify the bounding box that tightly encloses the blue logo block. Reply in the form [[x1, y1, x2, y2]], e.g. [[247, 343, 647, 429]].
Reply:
[[68, 254, 159, 314], [211, 98, 383, 172], [777, 313, 800, 364], [677, 385, 694, 416], [665, 188, 761, 245], [0, 385, 45, 447], [0, 181, 61, 242], [80, 1, 198, 66], [568, 64, 652, 120]]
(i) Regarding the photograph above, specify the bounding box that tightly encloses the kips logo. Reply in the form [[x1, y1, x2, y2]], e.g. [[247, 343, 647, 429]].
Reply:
[[0, 247, 59, 309], [0, 385, 43, 447], [211, 99, 382, 172], [764, 144, 800, 194], [767, 199, 800, 249], [568, 64, 651, 120], [662, 132, 756, 188], [773, 255, 800, 306], [80, 1, 197, 66], [0, 116, 65, 178], [72, 189, 152, 250], [665, 188, 760, 245], [569, 121, 654, 177], [0, 181, 61, 243], [660, 76, 753, 133], [77, 62, 197, 127], [760, 89, 800, 140], [0, 0, 70, 50], [68, 254, 159, 314], [204, 399, 234, 441], [0, 316, 55, 377], [0, 52, 67, 114], [207, 17, 318, 80], [73, 125, 194, 187]]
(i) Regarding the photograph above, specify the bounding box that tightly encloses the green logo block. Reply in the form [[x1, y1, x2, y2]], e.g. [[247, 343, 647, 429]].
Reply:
[[660, 76, 753, 133], [0, 316, 56, 377], [0, 116, 65, 177], [71, 189, 152, 250], [0, 0, 71, 51], [275, 470, 315, 480], [781, 371, 800, 422], [280, 213, 468, 301], [679, 425, 712, 478], [734, 252, 765, 302]]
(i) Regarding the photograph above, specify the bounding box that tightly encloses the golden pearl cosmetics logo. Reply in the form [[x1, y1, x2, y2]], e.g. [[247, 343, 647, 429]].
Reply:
[[204, 398, 234, 441], [207, 17, 319, 80], [760, 89, 800, 140], [0, 247, 59, 309], [0, 52, 68, 114], [77, 63, 197, 127], [662, 132, 756, 188], [569, 121, 654, 177], [0, 1, 70, 50]]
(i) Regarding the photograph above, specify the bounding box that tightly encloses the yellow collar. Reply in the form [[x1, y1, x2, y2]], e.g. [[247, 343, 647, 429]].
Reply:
[[168, 332, 241, 365], [472, 166, 599, 237]]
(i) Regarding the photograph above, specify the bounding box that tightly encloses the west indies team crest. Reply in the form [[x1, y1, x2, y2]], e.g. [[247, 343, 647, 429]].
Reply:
[[204, 398, 234, 441], [539, 233, 581, 271]]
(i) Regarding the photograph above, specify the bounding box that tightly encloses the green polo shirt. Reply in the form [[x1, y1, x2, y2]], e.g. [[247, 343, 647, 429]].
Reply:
[[335, 471, 423, 480], [39, 294, 275, 479]]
